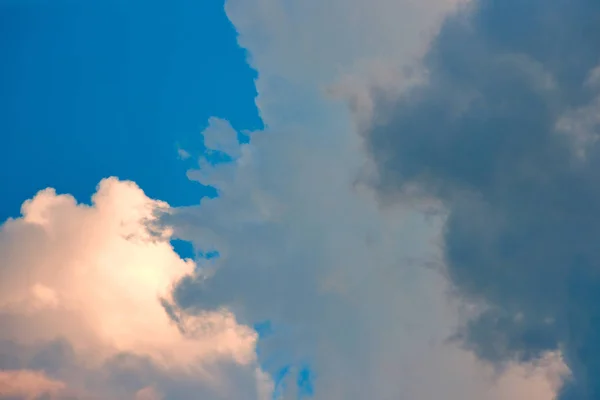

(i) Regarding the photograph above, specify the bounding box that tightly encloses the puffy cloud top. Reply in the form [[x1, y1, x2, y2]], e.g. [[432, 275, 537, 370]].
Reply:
[[0, 178, 268, 399]]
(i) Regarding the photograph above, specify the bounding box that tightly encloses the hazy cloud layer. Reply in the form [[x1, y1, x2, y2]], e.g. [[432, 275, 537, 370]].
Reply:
[[362, 0, 600, 398]]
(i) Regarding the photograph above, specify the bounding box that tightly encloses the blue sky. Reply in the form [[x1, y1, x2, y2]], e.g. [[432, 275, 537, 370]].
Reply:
[[0, 0, 261, 221]]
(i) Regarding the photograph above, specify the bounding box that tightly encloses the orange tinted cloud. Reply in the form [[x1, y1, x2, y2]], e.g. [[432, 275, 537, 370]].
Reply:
[[0, 178, 270, 399], [0, 370, 65, 399]]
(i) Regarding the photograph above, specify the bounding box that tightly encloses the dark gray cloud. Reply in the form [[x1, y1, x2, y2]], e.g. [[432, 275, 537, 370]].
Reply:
[[363, 0, 600, 398]]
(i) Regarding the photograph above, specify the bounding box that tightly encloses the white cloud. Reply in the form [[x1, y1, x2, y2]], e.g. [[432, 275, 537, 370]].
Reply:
[[0, 178, 269, 399], [226, 0, 468, 127]]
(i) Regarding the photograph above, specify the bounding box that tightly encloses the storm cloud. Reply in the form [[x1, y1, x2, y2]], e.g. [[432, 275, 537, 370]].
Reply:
[[364, 0, 600, 398]]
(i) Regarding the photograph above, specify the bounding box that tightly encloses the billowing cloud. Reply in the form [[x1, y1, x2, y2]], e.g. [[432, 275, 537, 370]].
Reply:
[[0, 178, 269, 399], [361, 0, 600, 398], [161, 0, 570, 399]]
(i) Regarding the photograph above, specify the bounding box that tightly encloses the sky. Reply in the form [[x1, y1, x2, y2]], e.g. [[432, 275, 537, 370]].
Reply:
[[1, 0, 600, 399], [0, 0, 261, 221]]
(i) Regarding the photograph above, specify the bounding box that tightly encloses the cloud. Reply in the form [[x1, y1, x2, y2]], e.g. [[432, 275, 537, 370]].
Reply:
[[360, 0, 600, 398], [134, 386, 162, 400], [2, 0, 586, 398], [0, 370, 66, 400], [0, 178, 269, 399], [226, 0, 466, 128], [162, 0, 569, 398]]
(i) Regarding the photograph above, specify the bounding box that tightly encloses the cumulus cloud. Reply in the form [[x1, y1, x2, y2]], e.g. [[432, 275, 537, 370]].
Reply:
[[161, 0, 570, 398], [0, 178, 268, 399], [361, 0, 600, 398]]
